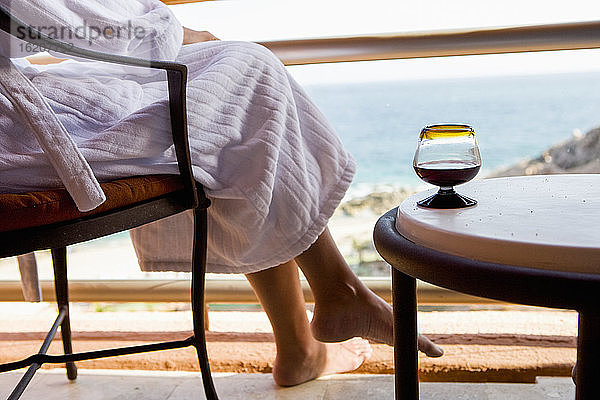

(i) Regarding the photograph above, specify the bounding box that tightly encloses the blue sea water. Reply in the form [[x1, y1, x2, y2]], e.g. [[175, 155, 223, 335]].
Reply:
[[303, 72, 600, 195]]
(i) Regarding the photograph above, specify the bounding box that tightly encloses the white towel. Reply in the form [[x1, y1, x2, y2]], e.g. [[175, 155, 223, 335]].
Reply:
[[0, 1, 355, 274], [0, 0, 183, 211], [129, 42, 356, 274]]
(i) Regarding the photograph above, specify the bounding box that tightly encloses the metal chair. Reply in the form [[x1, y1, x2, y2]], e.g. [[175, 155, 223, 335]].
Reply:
[[0, 6, 219, 400]]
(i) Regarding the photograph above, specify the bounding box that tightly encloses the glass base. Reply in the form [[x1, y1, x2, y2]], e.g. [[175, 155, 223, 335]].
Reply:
[[417, 188, 477, 209]]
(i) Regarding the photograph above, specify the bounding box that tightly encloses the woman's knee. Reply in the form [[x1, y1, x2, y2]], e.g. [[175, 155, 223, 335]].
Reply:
[[216, 41, 285, 72]]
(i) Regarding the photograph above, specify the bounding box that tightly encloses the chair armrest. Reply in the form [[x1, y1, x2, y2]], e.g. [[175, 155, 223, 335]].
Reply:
[[0, 6, 199, 207]]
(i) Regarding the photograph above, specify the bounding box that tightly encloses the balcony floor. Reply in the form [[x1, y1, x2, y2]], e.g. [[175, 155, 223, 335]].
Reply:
[[1, 369, 575, 399], [0, 302, 579, 383]]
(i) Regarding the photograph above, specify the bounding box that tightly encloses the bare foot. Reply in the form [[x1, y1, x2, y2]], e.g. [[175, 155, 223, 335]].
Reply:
[[273, 338, 372, 387], [310, 281, 443, 357]]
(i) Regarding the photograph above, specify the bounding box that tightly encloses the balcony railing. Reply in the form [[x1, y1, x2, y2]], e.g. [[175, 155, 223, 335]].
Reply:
[[259, 21, 600, 66], [0, 278, 494, 303]]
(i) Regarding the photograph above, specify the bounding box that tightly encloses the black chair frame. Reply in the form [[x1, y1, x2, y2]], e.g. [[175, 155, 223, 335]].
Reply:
[[0, 7, 219, 400]]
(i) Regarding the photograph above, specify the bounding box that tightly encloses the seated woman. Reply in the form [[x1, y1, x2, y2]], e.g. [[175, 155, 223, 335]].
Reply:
[[0, 0, 442, 386]]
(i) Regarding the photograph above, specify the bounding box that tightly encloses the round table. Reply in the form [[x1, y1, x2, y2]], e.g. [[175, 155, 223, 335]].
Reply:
[[373, 174, 600, 400]]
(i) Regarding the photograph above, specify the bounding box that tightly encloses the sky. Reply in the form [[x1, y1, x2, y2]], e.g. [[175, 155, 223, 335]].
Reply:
[[169, 0, 600, 85]]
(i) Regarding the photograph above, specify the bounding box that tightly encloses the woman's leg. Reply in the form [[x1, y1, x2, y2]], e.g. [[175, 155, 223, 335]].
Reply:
[[245, 260, 372, 386], [295, 227, 443, 357]]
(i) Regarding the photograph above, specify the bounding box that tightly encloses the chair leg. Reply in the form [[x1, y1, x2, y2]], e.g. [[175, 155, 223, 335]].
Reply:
[[51, 247, 77, 380], [192, 207, 219, 400]]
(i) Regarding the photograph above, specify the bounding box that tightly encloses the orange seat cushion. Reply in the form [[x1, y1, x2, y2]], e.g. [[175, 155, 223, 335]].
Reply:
[[0, 175, 184, 232]]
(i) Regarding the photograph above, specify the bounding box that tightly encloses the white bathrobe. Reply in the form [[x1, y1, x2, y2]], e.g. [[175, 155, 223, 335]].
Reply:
[[0, 0, 355, 274]]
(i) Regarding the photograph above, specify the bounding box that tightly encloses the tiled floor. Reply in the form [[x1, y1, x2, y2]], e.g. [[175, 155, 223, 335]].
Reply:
[[0, 370, 575, 400]]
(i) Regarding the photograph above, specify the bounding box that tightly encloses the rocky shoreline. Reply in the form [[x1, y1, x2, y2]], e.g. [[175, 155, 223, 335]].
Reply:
[[337, 187, 413, 217], [487, 126, 600, 178]]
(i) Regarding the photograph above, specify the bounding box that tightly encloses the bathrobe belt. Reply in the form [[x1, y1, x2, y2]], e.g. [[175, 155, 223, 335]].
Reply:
[[0, 56, 105, 212]]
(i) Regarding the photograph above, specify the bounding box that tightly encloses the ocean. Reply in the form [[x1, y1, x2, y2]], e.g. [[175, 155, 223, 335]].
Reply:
[[303, 71, 600, 197]]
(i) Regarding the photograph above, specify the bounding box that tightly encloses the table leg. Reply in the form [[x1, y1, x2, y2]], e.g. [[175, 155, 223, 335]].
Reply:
[[576, 311, 600, 399], [392, 268, 418, 400]]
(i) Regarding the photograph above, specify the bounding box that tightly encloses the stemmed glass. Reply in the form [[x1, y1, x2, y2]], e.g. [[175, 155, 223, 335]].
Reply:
[[413, 124, 481, 209]]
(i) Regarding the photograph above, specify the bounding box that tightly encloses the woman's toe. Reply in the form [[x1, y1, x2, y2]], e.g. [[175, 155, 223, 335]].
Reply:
[[418, 334, 444, 357]]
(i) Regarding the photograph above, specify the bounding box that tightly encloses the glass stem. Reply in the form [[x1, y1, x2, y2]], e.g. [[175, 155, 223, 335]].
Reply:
[[438, 186, 456, 195]]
